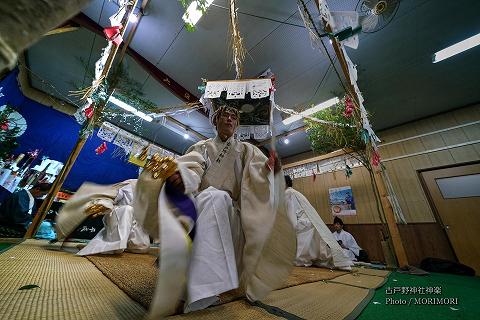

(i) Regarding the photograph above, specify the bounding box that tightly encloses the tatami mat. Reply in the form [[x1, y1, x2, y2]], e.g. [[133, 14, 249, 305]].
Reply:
[[87, 252, 349, 309], [167, 281, 373, 320], [166, 300, 280, 320], [87, 252, 157, 309], [352, 267, 390, 277], [1, 241, 388, 319], [0, 240, 146, 320], [262, 281, 373, 320], [330, 273, 388, 289], [284, 266, 347, 288]]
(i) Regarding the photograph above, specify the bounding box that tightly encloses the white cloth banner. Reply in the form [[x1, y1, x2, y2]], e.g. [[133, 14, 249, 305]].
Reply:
[[204, 79, 272, 100]]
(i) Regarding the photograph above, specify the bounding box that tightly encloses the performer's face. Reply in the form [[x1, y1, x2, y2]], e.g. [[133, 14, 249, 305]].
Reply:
[[334, 222, 343, 232], [217, 110, 238, 141]]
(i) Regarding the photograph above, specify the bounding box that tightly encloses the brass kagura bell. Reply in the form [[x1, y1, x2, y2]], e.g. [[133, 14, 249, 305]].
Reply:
[[144, 154, 177, 179]]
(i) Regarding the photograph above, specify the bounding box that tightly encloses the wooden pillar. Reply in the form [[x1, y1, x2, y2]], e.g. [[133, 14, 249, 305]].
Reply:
[[0, 0, 93, 72], [373, 169, 409, 266], [24, 138, 86, 238], [24, 0, 139, 238]]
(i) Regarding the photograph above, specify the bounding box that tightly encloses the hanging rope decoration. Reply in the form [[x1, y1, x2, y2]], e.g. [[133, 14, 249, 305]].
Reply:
[[297, 0, 322, 52], [273, 103, 352, 128], [228, 0, 246, 79]]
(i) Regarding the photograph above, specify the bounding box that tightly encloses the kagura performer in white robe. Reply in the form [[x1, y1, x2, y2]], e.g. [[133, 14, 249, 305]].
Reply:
[[55, 179, 150, 255], [134, 106, 296, 317], [332, 216, 362, 261], [284, 176, 353, 270]]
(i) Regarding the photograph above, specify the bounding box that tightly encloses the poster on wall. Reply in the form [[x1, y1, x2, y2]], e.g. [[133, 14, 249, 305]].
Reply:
[[329, 186, 356, 216]]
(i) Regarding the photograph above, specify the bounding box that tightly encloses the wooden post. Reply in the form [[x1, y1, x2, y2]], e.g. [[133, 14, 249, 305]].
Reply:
[[0, 0, 93, 72], [25, 0, 139, 238], [373, 169, 409, 266], [25, 138, 86, 237], [314, 0, 409, 266]]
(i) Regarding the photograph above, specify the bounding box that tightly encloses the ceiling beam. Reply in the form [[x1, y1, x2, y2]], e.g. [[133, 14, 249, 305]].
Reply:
[[70, 12, 208, 117]]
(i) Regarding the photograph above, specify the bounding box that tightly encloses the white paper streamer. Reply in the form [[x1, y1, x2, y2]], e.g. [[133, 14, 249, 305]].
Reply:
[[253, 125, 270, 140], [204, 79, 272, 100], [318, 0, 336, 30], [97, 122, 120, 142], [113, 131, 136, 152], [95, 42, 113, 79], [247, 79, 272, 99], [204, 82, 228, 99], [342, 46, 358, 85], [236, 126, 251, 140], [226, 82, 246, 99]]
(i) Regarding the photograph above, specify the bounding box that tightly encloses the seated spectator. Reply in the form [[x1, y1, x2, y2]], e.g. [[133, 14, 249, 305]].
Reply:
[[332, 216, 368, 262], [0, 183, 51, 232]]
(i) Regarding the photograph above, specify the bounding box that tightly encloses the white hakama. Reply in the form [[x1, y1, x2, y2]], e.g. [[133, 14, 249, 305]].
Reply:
[[185, 187, 244, 312]]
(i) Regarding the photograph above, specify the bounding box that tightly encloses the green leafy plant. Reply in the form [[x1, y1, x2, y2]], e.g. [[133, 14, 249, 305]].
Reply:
[[306, 96, 388, 229], [306, 104, 363, 154], [305, 96, 372, 170], [178, 0, 212, 31], [74, 60, 157, 136]]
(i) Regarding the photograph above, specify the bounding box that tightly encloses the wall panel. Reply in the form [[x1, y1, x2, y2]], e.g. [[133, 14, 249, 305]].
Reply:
[[287, 105, 480, 224]]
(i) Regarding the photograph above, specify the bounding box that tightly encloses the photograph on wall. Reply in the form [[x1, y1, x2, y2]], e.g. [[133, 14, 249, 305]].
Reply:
[[329, 186, 356, 216]]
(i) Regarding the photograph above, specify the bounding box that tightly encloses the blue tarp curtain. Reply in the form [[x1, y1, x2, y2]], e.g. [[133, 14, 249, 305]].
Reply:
[[0, 69, 138, 191]]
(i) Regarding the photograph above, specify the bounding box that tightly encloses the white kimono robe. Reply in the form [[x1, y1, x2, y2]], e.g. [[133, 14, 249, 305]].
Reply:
[[332, 229, 361, 261], [56, 179, 150, 256], [77, 181, 150, 256], [134, 136, 295, 317], [285, 188, 353, 270]]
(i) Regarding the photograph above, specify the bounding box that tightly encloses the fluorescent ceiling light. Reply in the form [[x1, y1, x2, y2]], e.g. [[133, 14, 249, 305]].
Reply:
[[282, 97, 339, 125], [182, 0, 214, 26], [433, 32, 480, 63], [109, 96, 153, 122]]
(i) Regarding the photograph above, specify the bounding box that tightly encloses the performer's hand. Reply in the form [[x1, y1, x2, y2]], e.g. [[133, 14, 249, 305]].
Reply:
[[85, 203, 109, 218], [167, 171, 185, 193], [266, 150, 282, 173]]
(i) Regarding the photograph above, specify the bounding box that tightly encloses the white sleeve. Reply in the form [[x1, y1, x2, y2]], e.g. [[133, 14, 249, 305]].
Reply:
[[285, 191, 299, 229], [345, 232, 361, 256]]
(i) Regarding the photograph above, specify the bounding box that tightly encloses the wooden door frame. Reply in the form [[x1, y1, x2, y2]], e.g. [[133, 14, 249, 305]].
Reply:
[[416, 160, 480, 262]]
